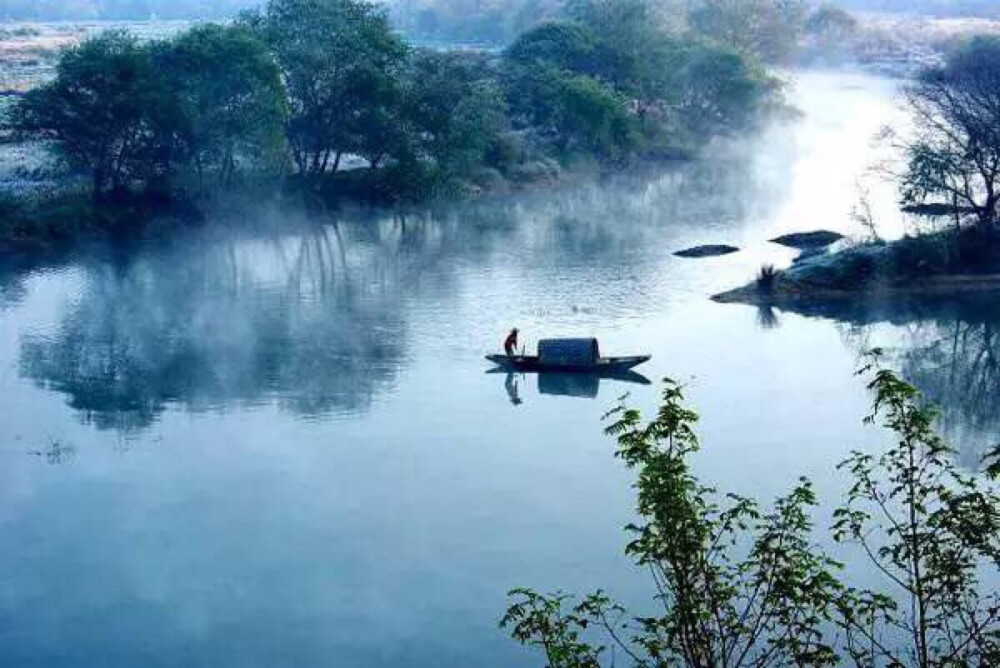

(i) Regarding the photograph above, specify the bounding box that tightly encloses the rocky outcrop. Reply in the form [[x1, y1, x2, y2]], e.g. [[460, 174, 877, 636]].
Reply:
[[769, 230, 845, 249], [674, 244, 740, 258]]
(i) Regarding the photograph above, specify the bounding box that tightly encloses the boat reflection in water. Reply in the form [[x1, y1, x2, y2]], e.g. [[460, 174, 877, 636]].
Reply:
[[492, 369, 651, 405]]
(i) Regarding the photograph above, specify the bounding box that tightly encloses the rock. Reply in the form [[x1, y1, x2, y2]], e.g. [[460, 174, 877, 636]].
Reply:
[[674, 244, 740, 258], [769, 230, 845, 249]]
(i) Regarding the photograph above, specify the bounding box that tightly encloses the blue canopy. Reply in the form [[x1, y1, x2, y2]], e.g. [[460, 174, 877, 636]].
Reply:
[[537, 338, 600, 366]]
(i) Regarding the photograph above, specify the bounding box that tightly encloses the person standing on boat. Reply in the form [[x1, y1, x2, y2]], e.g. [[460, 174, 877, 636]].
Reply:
[[504, 328, 519, 356]]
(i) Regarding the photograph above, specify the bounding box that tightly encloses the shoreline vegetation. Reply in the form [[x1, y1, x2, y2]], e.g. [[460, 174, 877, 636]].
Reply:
[[0, 0, 800, 252]]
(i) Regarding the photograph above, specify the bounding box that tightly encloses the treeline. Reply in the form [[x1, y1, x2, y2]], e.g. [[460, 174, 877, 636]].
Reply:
[[391, 0, 847, 64], [6, 0, 779, 210]]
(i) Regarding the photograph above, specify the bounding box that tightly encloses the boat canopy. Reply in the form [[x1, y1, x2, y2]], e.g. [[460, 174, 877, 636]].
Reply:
[[537, 338, 600, 366]]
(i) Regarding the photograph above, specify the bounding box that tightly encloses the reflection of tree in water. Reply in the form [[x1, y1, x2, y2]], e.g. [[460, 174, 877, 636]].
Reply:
[[894, 312, 1000, 467], [18, 218, 461, 432], [793, 297, 1000, 467]]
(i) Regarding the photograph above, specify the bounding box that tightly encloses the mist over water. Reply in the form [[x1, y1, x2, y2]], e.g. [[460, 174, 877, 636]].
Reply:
[[0, 71, 994, 668]]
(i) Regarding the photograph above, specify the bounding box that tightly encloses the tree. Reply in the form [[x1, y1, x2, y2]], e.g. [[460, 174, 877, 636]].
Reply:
[[246, 0, 408, 178], [404, 51, 508, 176], [688, 0, 807, 65], [8, 31, 172, 197], [672, 41, 777, 138], [152, 24, 289, 187], [804, 5, 858, 38], [505, 63, 634, 159], [833, 355, 1000, 668], [564, 0, 679, 102], [505, 21, 600, 76], [899, 36, 1000, 236]]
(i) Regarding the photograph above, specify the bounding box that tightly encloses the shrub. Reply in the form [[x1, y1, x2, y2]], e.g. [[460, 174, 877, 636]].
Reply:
[[503, 360, 1000, 668], [757, 263, 778, 292]]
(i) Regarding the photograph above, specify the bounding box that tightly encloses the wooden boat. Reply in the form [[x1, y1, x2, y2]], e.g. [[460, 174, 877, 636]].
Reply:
[[485, 338, 650, 374]]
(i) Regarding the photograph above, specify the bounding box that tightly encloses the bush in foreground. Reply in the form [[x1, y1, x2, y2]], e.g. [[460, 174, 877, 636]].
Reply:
[[503, 355, 1000, 668]]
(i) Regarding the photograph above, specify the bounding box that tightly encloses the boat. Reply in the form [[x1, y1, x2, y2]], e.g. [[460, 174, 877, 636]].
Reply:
[[485, 338, 650, 374]]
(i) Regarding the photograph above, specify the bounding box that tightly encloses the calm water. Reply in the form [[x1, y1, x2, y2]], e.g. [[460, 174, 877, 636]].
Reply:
[[1, 71, 997, 668]]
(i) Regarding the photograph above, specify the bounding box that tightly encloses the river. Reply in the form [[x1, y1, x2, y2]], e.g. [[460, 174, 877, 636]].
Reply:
[[1, 70, 996, 668]]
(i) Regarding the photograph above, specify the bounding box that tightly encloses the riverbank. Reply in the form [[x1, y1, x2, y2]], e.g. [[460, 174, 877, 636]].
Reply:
[[0, 151, 685, 253], [713, 228, 1000, 305]]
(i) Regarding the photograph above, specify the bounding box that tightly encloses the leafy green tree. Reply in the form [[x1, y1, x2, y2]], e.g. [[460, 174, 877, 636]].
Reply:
[[505, 1, 776, 158], [563, 0, 679, 102], [246, 0, 408, 177], [9, 31, 173, 197], [503, 380, 843, 668], [505, 21, 600, 76], [672, 41, 778, 138], [833, 355, 1000, 668], [404, 51, 508, 176], [153, 24, 289, 187], [898, 36, 1000, 236], [505, 64, 634, 159]]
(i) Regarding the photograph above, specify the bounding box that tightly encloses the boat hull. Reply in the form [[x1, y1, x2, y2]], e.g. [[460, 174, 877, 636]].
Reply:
[[485, 354, 650, 374]]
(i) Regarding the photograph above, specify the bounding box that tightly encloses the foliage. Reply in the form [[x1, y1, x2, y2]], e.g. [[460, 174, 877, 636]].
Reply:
[[832, 353, 1000, 668], [244, 0, 409, 177], [670, 40, 778, 140], [503, 379, 844, 668], [403, 50, 508, 178], [504, 1, 777, 160], [8, 31, 173, 197], [688, 0, 807, 65], [899, 36, 1000, 236], [7, 0, 782, 216], [8, 26, 287, 199], [503, 363, 1000, 668], [390, 0, 562, 45], [563, 0, 678, 100], [805, 5, 858, 37], [505, 21, 600, 76], [151, 24, 289, 188]]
